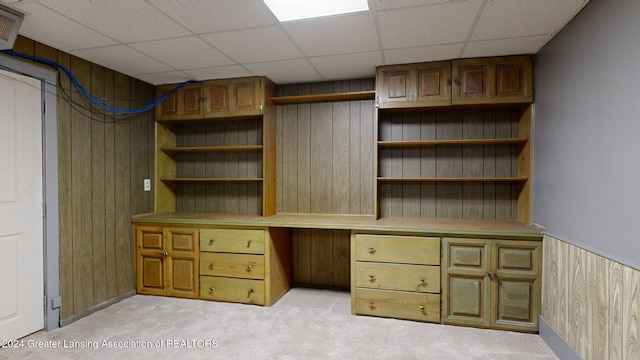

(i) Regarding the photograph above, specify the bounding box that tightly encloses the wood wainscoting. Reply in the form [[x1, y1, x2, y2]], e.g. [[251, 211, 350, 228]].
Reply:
[[542, 235, 640, 360]]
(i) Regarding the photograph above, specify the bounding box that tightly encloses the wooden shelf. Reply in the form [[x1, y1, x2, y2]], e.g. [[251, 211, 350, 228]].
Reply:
[[161, 145, 263, 153], [270, 90, 375, 104], [161, 178, 263, 182], [378, 138, 528, 148], [377, 177, 528, 182]]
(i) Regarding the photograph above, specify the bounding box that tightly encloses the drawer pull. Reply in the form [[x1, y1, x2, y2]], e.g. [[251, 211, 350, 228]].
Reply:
[[248, 288, 254, 297], [368, 246, 375, 254], [209, 287, 216, 293], [368, 301, 376, 309], [419, 305, 426, 313], [209, 263, 215, 270], [247, 240, 252, 247], [368, 275, 376, 282], [209, 239, 214, 245], [420, 278, 427, 286], [246, 265, 253, 271], [162, 251, 168, 257]]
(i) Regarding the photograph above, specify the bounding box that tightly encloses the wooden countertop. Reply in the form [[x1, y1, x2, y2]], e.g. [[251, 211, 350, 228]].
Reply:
[[131, 212, 545, 239]]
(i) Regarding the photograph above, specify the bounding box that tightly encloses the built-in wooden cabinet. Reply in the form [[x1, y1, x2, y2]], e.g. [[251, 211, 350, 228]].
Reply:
[[441, 237, 541, 332], [452, 56, 533, 105], [154, 76, 276, 216], [376, 61, 452, 109], [199, 227, 292, 306], [375, 55, 534, 223], [351, 234, 441, 323], [135, 225, 199, 299]]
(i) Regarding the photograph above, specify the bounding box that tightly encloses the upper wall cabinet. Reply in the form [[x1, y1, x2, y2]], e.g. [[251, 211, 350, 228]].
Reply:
[[156, 77, 265, 121], [376, 61, 452, 109], [376, 55, 533, 109], [452, 56, 533, 105]]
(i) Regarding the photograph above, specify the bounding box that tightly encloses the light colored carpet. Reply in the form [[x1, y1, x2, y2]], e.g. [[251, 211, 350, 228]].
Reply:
[[1, 288, 558, 360]]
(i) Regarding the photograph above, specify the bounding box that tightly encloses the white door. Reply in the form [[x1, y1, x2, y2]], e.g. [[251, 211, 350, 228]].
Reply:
[[0, 69, 44, 340]]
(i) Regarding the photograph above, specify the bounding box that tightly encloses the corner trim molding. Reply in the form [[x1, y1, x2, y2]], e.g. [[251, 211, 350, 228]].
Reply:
[[539, 316, 583, 360]]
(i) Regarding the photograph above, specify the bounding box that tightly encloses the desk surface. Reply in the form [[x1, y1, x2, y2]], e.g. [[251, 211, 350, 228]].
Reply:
[[131, 212, 545, 239]]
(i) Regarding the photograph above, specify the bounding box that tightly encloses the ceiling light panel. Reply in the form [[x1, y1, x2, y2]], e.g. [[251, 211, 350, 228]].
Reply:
[[263, 0, 368, 22]]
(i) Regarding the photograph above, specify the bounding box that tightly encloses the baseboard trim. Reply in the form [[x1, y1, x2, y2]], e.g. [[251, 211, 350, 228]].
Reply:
[[539, 316, 583, 360], [59, 291, 136, 327]]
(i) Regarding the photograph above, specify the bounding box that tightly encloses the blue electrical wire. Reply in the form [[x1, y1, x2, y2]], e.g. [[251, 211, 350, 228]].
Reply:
[[1, 49, 200, 114]]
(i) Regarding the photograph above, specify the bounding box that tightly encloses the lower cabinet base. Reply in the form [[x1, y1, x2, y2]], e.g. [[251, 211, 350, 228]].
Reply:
[[354, 288, 440, 323], [200, 276, 265, 305]]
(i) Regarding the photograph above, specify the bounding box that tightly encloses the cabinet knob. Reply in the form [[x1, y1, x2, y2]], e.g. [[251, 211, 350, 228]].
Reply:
[[246, 265, 253, 271], [420, 278, 427, 286], [369, 301, 375, 309], [419, 305, 426, 313], [487, 272, 496, 279], [163, 251, 168, 257], [209, 287, 215, 293], [209, 263, 215, 270], [368, 246, 375, 254], [368, 275, 376, 282]]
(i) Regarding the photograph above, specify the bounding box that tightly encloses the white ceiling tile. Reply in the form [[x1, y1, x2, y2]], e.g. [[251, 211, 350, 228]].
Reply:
[[37, 0, 190, 42], [72, 45, 173, 77], [377, 1, 483, 48], [149, 0, 277, 33], [184, 65, 253, 81], [373, 0, 452, 11], [384, 43, 463, 65], [201, 26, 302, 63], [283, 13, 378, 56], [11, 2, 117, 51], [130, 36, 234, 70], [471, 0, 589, 41], [310, 51, 381, 80], [462, 35, 550, 58], [244, 59, 322, 84], [133, 71, 193, 86]]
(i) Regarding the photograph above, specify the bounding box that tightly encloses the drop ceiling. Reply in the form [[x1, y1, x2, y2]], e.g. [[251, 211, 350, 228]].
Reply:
[[5, 0, 589, 85]]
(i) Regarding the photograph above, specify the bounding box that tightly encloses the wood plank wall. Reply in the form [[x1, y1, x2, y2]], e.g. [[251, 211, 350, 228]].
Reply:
[[9, 37, 155, 321], [174, 119, 262, 214], [542, 235, 640, 360], [275, 79, 375, 288], [378, 107, 521, 220]]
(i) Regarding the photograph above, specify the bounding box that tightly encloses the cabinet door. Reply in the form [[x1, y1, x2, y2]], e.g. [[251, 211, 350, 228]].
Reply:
[[442, 238, 492, 328], [179, 84, 204, 119], [492, 240, 541, 331], [376, 66, 413, 107], [452, 56, 533, 105], [230, 78, 263, 116], [166, 227, 199, 299], [203, 80, 231, 118], [136, 226, 166, 296], [416, 61, 451, 106], [155, 85, 179, 120]]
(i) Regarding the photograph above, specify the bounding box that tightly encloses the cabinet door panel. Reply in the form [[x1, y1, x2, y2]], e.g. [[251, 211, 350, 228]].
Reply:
[[204, 82, 230, 117], [181, 87, 202, 116], [231, 78, 262, 116], [416, 61, 451, 105], [168, 257, 198, 297], [445, 274, 491, 327], [456, 64, 490, 100], [377, 67, 412, 107], [496, 240, 540, 277], [156, 85, 178, 120], [494, 278, 538, 331], [138, 255, 165, 296], [445, 239, 491, 273]]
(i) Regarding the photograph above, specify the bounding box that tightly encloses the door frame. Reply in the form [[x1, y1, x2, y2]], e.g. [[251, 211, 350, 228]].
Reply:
[[0, 54, 60, 331]]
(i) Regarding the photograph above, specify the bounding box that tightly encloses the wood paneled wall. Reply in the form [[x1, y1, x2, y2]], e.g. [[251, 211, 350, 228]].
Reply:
[[275, 80, 374, 288], [174, 119, 262, 214], [276, 79, 375, 215], [378, 107, 521, 220], [542, 235, 640, 360], [9, 37, 155, 321]]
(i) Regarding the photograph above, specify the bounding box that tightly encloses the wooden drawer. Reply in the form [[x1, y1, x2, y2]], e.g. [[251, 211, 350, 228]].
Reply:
[[200, 229, 265, 254], [355, 262, 440, 293], [354, 234, 440, 265], [354, 289, 440, 323], [200, 276, 265, 305], [200, 252, 264, 280]]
